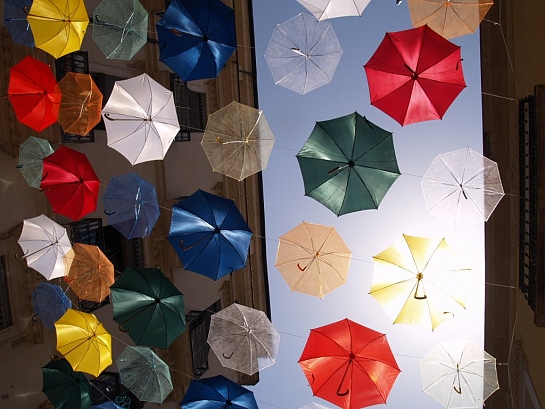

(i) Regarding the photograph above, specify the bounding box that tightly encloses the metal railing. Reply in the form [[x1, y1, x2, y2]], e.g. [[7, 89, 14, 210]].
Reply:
[[519, 95, 537, 311]]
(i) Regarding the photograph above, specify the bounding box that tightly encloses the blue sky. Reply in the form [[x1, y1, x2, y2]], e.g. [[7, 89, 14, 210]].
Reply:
[[247, 1, 486, 408]]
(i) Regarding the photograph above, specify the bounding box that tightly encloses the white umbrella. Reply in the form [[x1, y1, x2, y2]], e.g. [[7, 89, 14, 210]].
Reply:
[[420, 147, 505, 227], [420, 339, 499, 408], [17, 214, 73, 280], [297, 0, 372, 20], [103, 73, 180, 165], [207, 303, 280, 375], [264, 13, 343, 95]]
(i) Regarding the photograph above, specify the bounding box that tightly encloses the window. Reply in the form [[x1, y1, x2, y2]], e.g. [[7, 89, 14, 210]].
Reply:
[[170, 74, 207, 141], [0, 256, 12, 330], [187, 301, 219, 378]]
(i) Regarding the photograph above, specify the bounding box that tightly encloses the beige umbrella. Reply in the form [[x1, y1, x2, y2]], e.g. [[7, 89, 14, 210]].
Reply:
[[201, 101, 275, 181], [370, 234, 469, 331], [275, 221, 352, 298], [407, 0, 494, 39]]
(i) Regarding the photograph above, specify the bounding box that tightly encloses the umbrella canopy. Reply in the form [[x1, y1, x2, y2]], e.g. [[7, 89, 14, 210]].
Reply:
[[41, 146, 100, 221], [27, 0, 89, 59], [18, 214, 73, 280], [117, 346, 173, 404], [421, 147, 505, 227], [420, 339, 499, 408], [102, 73, 179, 165], [181, 375, 259, 409], [264, 13, 343, 95], [408, 0, 494, 39], [64, 243, 115, 303], [110, 266, 186, 348], [275, 221, 352, 298], [298, 318, 400, 409], [201, 101, 276, 181], [156, 0, 237, 82], [8, 56, 60, 132], [102, 172, 160, 239], [54, 72, 103, 136], [3, 0, 35, 47], [297, 112, 400, 216], [17, 136, 55, 189], [55, 308, 112, 377], [167, 190, 253, 281], [92, 0, 149, 60], [32, 282, 72, 329], [297, 0, 372, 20], [207, 303, 280, 375], [370, 234, 469, 331], [42, 358, 92, 409], [364, 25, 466, 126]]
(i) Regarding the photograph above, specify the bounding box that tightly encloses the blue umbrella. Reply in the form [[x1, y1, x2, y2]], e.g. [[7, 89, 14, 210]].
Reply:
[[3, 0, 35, 48], [167, 190, 252, 281], [32, 282, 72, 329], [156, 0, 237, 81], [102, 172, 160, 239], [180, 375, 258, 409]]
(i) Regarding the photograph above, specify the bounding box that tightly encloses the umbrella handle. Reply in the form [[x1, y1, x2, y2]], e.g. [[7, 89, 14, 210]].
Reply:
[[50, 354, 63, 361], [297, 263, 306, 271], [118, 324, 131, 334], [335, 359, 352, 397], [104, 209, 116, 216], [454, 385, 462, 394], [31, 314, 39, 322], [216, 136, 224, 144]]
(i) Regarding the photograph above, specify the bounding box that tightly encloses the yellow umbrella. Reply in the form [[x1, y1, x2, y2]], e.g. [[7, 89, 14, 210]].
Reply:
[[275, 221, 352, 298], [54, 309, 112, 377], [369, 234, 469, 331], [407, 0, 494, 39], [27, 0, 89, 59]]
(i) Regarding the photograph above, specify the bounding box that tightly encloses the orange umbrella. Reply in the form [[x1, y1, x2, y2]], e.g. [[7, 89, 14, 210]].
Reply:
[[64, 243, 114, 303], [54, 72, 103, 136]]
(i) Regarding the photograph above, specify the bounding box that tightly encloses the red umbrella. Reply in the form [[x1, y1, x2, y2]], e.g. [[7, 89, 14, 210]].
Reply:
[[298, 318, 400, 409], [41, 146, 100, 221], [364, 25, 466, 126], [7, 56, 60, 132]]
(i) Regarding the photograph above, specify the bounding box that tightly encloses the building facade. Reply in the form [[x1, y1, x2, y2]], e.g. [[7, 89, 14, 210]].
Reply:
[[0, 0, 270, 407], [481, 1, 545, 408]]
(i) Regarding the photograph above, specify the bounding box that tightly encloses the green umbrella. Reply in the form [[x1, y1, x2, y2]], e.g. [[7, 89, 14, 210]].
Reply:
[[110, 266, 186, 348], [296, 112, 400, 216], [17, 136, 54, 189], [117, 346, 173, 403], [42, 358, 92, 409], [92, 0, 148, 60]]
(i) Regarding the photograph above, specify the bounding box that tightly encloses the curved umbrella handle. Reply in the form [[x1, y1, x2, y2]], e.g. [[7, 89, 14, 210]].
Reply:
[[216, 136, 224, 144], [104, 209, 116, 216], [170, 28, 183, 36], [336, 360, 352, 397], [31, 314, 39, 322], [414, 278, 427, 300], [454, 385, 462, 394], [118, 324, 130, 334], [297, 263, 306, 272]]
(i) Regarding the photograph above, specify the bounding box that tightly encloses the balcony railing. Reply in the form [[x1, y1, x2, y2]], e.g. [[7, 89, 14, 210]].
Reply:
[[519, 86, 545, 326]]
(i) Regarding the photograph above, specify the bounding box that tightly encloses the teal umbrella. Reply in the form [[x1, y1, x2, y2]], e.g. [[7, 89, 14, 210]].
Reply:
[[42, 358, 92, 409], [117, 346, 173, 404], [296, 112, 400, 216], [92, 0, 148, 60], [110, 267, 186, 348], [17, 136, 54, 189]]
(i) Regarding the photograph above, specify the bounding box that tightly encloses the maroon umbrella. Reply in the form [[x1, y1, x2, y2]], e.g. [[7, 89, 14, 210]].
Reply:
[[364, 25, 466, 126]]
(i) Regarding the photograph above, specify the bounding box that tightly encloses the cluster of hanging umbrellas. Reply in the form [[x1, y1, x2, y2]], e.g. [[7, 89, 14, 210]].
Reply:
[[6, 0, 505, 408]]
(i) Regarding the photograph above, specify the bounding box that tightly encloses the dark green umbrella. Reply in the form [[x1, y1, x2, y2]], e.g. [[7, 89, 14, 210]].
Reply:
[[42, 358, 92, 409], [92, 0, 148, 60], [110, 267, 186, 349], [18, 136, 54, 189], [296, 112, 400, 216]]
